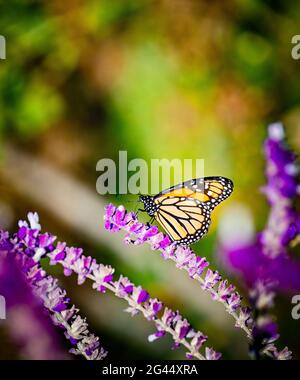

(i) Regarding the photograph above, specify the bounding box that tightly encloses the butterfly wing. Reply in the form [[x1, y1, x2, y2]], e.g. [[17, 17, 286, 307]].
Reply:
[[155, 176, 233, 212], [153, 196, 211, 245], [151, 176, 233, 245]]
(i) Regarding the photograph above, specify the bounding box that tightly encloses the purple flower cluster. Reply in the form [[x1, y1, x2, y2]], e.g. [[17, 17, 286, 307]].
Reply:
[[147, 306, 221, 360], [0, 244, 65, 359], [45, 233, 219, 360], [220, 123, 298, 360], [224, 124, 300, 293], [261, 122, 300, 258], [1, 212, 220, 360], [226, 242, 300, 294], [0, 213, 107, 360], [249, 280, 292, 360], [104, 204, 253, 339]]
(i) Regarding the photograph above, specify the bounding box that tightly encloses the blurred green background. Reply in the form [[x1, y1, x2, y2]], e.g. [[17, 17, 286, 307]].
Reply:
[[0, 0, 300, 360]]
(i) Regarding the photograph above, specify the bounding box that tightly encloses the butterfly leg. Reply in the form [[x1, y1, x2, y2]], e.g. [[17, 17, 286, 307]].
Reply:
[[135, 208, 146, 218], [147, 217, 155, 226]]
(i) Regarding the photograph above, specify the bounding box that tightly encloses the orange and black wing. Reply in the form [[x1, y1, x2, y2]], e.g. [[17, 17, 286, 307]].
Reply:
[[153, 196, 211, 245], [155, 176, 233, 212]]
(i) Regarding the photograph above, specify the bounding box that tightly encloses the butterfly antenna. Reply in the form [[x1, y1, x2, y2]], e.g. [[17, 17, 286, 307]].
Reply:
[[123, 199, 138, 204]]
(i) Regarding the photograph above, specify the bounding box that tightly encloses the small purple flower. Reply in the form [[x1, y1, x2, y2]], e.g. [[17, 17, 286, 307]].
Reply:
[[132, 286, 150, 304], [104, 204, 122, 232], [25, 262, 46, 284], [64, 316, 89, 345], [215, 280, 235, 301], [18, 212, 41, 231], [74, 256, 96, 285], [92, 263, 114, 292], [189, 331, 208, 351], [70, 334, 107, 360], [144, 298, 163, 320], [157, 235, 172, 249], [104, 204, 136, 233], [174, 318, 190, 341], [249, 280, 275, 310], [253, 315, 279, 343], [58, 247, 83, 276], [201, 269, 221, 290], [235, 307, 252, 329], [276, 347, 293, 360], [37, 277, 68, 312], [205, 347, 222, 360], [187, 255, 209, 278], [149, 232, 171, 250], [17, 226, 27, 240], [161, 307, 176, 327], [226, 292, 241, 312], [225, 241, 300, 293], [174, 246, 194, 269], [38, 233, 56, 249], [281, 216, 300, 245], [60, 306, 77, 322], [114, 276, 134, 298], [148, 330, 166, 342], [48, 242, 66, 264], [139, 225, 160, 241]]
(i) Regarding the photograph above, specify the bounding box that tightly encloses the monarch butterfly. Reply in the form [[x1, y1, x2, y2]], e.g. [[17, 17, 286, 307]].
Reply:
[[139, 176, 233, 246]]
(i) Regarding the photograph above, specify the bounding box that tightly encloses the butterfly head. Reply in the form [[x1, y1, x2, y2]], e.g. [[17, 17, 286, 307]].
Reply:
[[139, 195, 156, 216]]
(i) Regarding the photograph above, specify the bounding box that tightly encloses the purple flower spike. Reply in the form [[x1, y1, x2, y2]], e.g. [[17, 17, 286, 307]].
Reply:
[[2, 211, 217, 361], [219, 123, 297, 360], [0, 253, 66, 359], [261, 122, 300, 258], [104, 203, 254, 341], [0, 222, 107, 360]]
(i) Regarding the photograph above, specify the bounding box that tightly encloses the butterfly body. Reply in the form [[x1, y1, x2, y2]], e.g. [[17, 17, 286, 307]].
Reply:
[[139, 176, 233, 246], [139, 195, 157, 216]]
